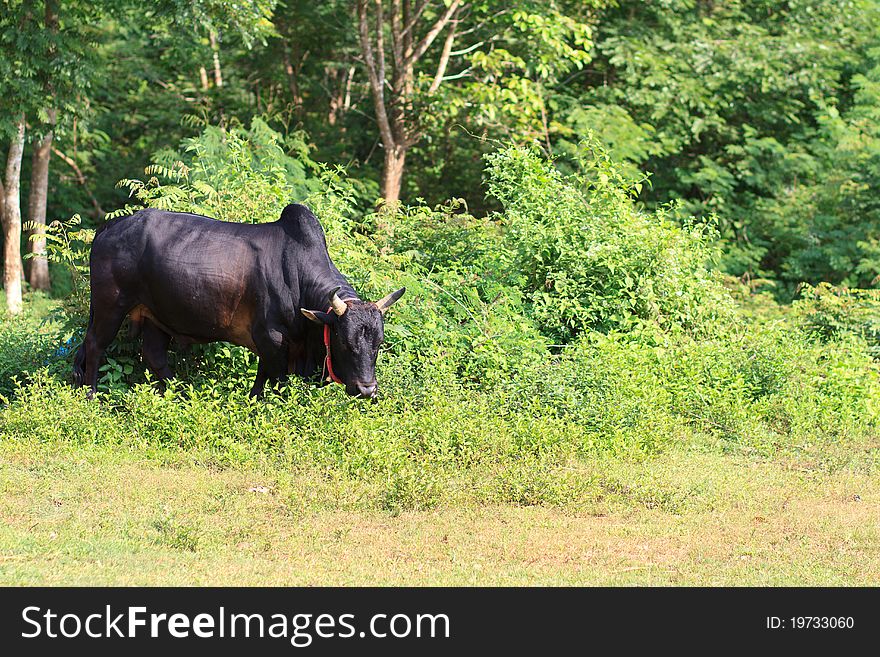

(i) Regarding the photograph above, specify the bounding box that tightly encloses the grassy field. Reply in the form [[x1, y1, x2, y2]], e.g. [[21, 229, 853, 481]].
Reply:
[[2, 437, 878, 586]]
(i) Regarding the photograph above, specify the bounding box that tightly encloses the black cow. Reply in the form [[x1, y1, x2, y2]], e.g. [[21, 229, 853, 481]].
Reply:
[[72, 204, 404, 398]]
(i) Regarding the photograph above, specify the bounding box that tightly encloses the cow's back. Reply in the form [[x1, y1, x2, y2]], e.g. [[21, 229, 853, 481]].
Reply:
[[90, 209, 278, 347]]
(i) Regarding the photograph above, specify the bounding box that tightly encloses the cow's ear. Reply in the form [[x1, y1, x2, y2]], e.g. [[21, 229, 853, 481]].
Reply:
[[300, 309, 335, 324]]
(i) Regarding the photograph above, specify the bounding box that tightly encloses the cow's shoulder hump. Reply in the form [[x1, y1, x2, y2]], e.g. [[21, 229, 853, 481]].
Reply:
[[277, 203, 327, 246]]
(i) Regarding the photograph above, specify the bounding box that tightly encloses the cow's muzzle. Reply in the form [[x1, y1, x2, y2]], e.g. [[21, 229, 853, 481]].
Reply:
[[348, 381, 378, 399]]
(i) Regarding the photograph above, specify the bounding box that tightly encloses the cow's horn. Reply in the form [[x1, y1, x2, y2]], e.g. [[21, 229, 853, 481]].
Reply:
[[375, 287, 406, 314], [329, 287, 348, 316]]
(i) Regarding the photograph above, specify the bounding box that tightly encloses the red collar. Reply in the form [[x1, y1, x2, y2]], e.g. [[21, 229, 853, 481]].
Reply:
[[323, 318, 344, 386]]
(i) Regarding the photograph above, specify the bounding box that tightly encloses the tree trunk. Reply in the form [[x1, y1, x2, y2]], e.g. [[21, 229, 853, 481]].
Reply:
[[357, 0, 462, 208], [381, 144, 407, 206], [27, 111, 54, 291], [26, 0, 59, 291], [328, 65, 355, 129], [2, 116, 26, 314], [282, 42, 303, 115], [209, 31, 223, 88], [326, 66, 340, 126]]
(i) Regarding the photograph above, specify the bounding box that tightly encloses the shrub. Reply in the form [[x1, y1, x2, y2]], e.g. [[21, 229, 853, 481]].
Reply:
[[115, 118, 323, 224], [794, 282, 880, 358], [0, 303, 59, 397], [484, 142, 734, 342]]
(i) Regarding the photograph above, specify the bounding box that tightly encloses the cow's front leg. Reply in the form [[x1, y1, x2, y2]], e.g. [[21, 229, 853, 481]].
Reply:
[[250, 353, 288, 397], [250, 328, 288, 398], [249, 360, 269, 398]]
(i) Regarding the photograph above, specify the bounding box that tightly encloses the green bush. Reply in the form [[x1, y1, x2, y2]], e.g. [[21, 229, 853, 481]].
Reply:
[[484, 142, 734, 342], [0, 300, 59, 397], [794, 282, 880, 358], [116, 118, 323, 224]]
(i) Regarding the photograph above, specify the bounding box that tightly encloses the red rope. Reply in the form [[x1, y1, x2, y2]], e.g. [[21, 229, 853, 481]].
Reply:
[[323, 318, 344, 385]]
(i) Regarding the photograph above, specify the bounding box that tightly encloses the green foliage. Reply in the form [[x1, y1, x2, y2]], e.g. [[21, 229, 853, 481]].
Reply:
[[114, 118, 321, 223], [556, 103, 661, 183], [484, 142, 733, 341], [156, 0, 277, 47], [2, 0, 880, 556], [513, 323, 879, 457], [0, 303, 58, 397], [407, 1, 601, 207], [2, 310, 877, 510], [750, 46, 880, 289], [12, 0, 878, 295], [26, 214, 94, 331], [579, 0, 880, 288], [794, 283, 880, 357], [0, 0, 100, 141]]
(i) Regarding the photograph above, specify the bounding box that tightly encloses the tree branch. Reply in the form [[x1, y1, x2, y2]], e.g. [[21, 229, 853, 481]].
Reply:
[[51, 146, 105, 217], [357, 0, 395, 147], [436, 67, 471, 82], [390, 0, 404, 69], [375, 0, 386, 100], [402, 0, 431, 40], [450, 39, 484, 57], [456, 8, 510, 38], [429, 17, 458, 93], [407, 0, 463, 67]]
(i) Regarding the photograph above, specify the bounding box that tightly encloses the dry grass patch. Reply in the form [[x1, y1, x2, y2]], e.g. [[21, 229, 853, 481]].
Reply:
[[1, 442, 877, 585]]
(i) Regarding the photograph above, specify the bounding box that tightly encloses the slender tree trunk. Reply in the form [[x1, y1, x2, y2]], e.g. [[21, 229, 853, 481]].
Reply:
[[26, 0, 59, 291], [328, 65, 356, 129], [281, 42, 303, 115], [283, 46, 299, 104], [209, 31, 223, 88], [326, 66, 340, 126], [2, 116, 26, 314], [27, 109, 54, 291], [381, 145, 407, 206], [357, 0, 462, 206], [343, 65, 355, 114]]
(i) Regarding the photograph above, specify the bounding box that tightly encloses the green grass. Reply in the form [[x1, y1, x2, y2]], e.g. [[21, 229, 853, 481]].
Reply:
[[1, 438, 878, 585]]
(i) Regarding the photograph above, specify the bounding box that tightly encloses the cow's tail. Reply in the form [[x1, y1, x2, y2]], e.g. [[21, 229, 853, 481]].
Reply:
[[72, 308, 93, 387], [128, 313, 143, 339]]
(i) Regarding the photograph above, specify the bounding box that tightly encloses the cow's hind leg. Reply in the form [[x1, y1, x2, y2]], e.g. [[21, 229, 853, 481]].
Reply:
[[141, 318, 174, 385], [72, 322, 88, 387], [81, 300, 130, 397]]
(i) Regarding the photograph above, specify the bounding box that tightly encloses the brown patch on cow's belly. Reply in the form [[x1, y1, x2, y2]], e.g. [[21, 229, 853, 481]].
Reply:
[[128, 303, 257, 352], [129, 304, 148, 325], [226, 303, 257, 351], [129, 304, 166, 333]]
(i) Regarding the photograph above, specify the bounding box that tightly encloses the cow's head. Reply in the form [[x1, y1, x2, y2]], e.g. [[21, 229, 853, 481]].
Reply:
[[301, 287, 405, 398]]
